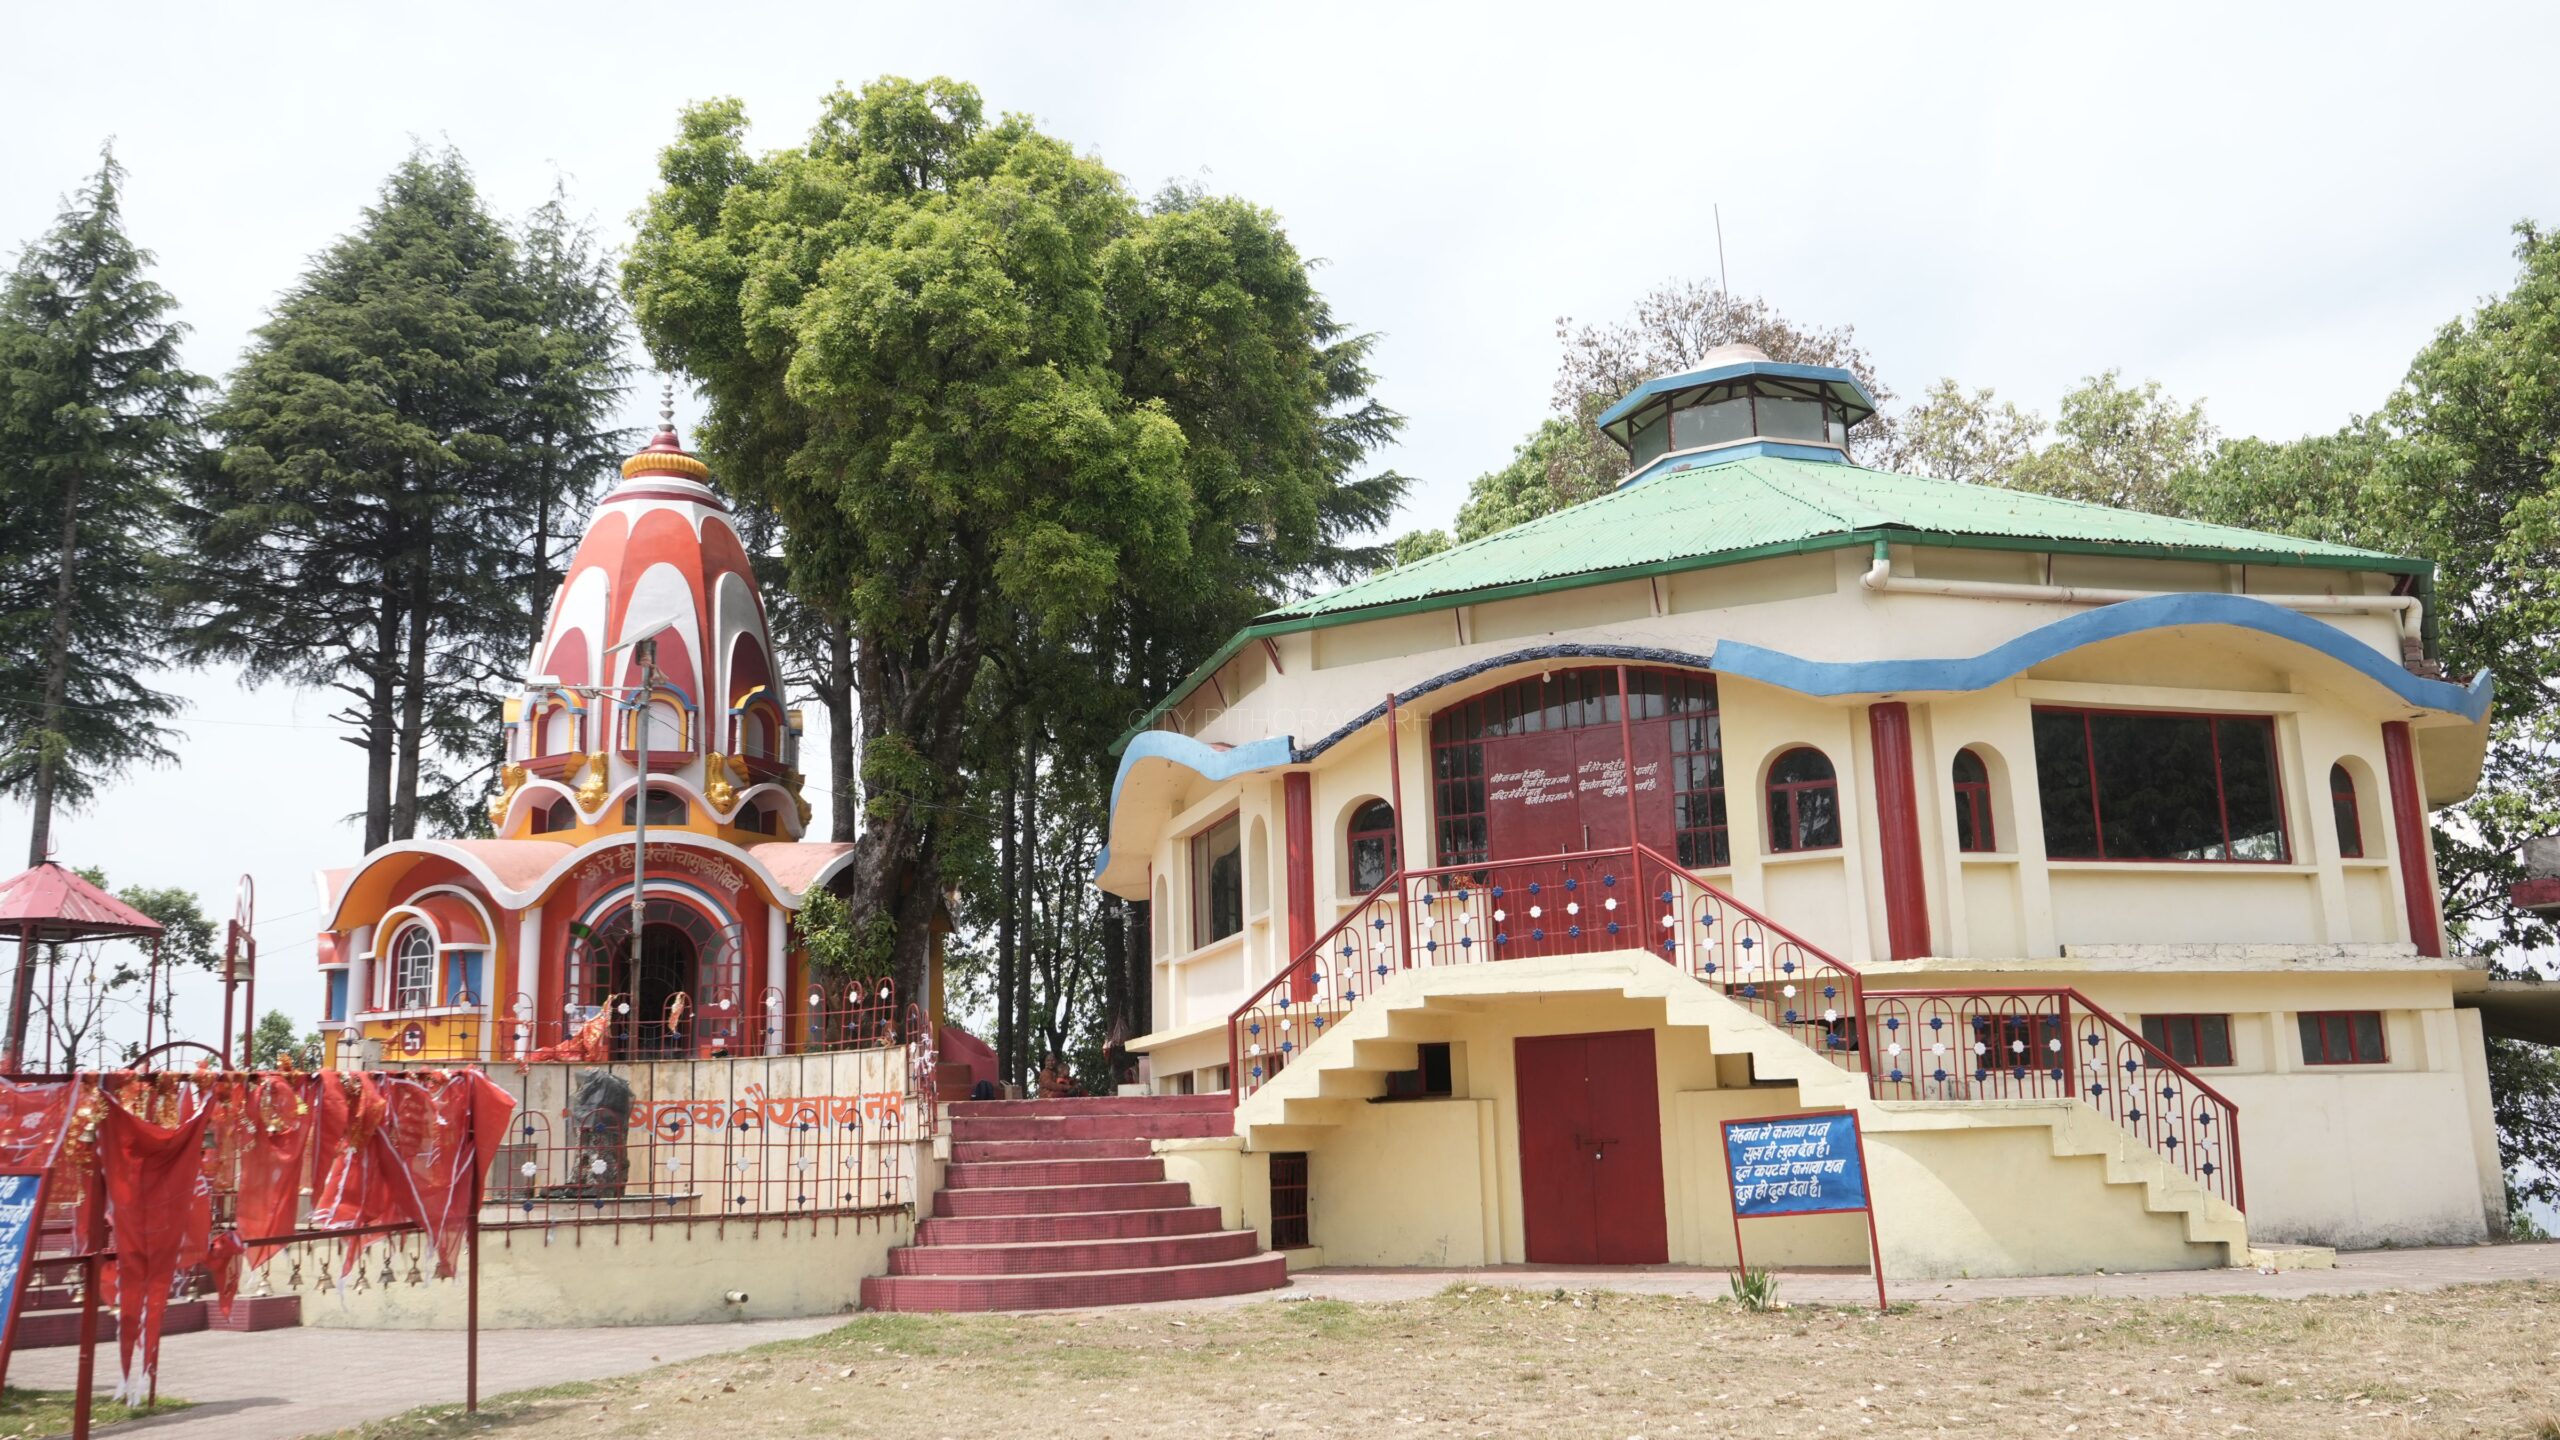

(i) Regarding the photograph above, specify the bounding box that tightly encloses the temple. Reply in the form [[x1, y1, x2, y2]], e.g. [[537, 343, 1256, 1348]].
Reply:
[[315, 402, 927, 1067], [1101, 343, 2514, 1281]]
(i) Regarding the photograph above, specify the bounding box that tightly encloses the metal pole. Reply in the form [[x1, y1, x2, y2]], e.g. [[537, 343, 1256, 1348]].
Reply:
[[72, 1254, 97, 1440], [1384, 693, 1410, 970], [467, 1113, 481, 1413], [1615, 666, 1639, 850], [631, 638, 655, 1053]]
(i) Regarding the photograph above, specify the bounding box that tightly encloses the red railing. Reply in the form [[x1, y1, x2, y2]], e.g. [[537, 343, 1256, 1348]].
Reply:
[[1226, 843, 2243, 1212], [1864, 987, 2245, 1209], [374, 981, 915, 1064]]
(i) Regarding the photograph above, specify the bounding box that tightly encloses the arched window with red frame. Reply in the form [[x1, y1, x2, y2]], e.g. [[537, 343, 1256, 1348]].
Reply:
[[1764, 747, 1841, 853], [2330, 762, 2364, 858], [1952, 747, 1996, 853], [1346, 799, 1398, 893]]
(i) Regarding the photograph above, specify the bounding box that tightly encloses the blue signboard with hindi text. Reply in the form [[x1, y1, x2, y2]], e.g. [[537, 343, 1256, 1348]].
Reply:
[[0, 1172, 44, 1360], [1723, 1110, 1869, 1217]]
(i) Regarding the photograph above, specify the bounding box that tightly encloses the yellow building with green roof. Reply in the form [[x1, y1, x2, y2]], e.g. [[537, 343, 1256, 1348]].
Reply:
[[1099, 343, 2516, 1281]]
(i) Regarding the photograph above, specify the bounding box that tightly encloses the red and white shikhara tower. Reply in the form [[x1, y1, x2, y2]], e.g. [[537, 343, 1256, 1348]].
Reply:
[[314, 397, 883, 1066]]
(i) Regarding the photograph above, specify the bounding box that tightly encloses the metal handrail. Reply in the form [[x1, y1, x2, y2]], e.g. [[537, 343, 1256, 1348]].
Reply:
[[1223, 843, 2244, 1211]]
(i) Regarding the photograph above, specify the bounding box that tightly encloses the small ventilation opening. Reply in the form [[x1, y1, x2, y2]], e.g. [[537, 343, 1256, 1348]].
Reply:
[[1270, 1151, 1310, 1249]]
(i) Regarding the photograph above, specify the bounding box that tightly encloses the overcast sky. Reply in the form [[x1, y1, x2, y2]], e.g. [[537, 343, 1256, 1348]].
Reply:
[[7, 0, 2559, 1050]]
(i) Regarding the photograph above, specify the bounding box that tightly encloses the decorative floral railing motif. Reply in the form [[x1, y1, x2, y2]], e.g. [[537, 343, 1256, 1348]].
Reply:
[[1863, 987, 2245, 1209], [1227, 843, 2244, 1213], [380, 981, 914, 1064]]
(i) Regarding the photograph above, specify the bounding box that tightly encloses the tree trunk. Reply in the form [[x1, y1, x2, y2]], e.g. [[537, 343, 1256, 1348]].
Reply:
[[840, 597, 981, 1043], [1017, 723, 1039, 1074], [391, 519, 432, 840], [995, 758, 1018, 1088], [24, 465, 82, 868], [825, 613, 856, 842], [362, 594, 400, 851]]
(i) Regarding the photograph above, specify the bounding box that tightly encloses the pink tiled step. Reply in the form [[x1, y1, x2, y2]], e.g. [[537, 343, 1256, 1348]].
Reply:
[[949, 1112, 1235, 1142], [886, 1229, 1260, 1276], [859, 1252, 1286, 1312], [914, 1205, 1227, 1247], [935, 1181, 1193, 1217], [950, 1137, 1153, 1163], [944, 1157, 1165, 1188], [946, 1095, 1233, 1119]]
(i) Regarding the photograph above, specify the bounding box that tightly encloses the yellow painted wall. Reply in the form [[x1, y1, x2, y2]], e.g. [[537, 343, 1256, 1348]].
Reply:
[[290, 1211, 912, 1328]]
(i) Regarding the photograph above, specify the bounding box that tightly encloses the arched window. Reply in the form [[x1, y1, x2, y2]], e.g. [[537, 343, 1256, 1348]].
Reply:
[[533, 797, 577, 834], [621, 787, 689, 826], [391, 926, 436, 1010], [540, 705, 577, 756], [1347, 799, 1398, 893], [740, 709, 771, 759], [1952, 748, 1996, 853], [1764, 747, 1841, 853], [2330, 763, 2364, 859]]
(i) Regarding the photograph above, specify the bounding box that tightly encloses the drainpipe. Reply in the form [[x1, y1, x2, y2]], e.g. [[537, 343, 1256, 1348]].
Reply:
[[1857, 540, 2423, 644]]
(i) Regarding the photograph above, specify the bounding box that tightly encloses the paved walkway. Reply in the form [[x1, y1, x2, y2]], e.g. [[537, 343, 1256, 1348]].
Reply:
[[7, 1314, 843, 1440], [1263, 1239, 2560, 1308], [10, 1243, 2552, 1439]]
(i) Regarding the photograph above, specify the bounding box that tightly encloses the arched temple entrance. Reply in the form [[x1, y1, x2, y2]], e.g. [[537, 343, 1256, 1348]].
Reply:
[[568, 898, 749, 1058]]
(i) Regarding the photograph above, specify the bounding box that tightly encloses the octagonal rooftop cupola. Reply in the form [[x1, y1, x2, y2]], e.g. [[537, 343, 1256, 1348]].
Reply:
[[1595, 341, 1878, 486]]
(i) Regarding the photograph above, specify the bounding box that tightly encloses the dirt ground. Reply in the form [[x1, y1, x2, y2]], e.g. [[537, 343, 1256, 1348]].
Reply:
[[328, 1281, 2559, 1440]]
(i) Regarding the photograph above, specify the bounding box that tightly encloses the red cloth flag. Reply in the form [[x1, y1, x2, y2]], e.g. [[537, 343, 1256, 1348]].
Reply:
[[96, 1086, 211, 1403]]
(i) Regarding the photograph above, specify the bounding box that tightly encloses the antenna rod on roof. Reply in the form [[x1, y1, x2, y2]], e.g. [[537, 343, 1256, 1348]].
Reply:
[[1715, 205, 1729, 297]]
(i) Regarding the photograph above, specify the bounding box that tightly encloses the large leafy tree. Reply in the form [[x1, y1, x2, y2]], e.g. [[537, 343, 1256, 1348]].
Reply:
[[2176, 223, 2560, 1212], [182, 150, 627, 847], [628, 79, 1407, 1036], [0, 148, 203, 863]]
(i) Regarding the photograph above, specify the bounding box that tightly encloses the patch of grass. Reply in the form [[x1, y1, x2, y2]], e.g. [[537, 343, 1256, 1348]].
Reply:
[[315, 1382, 598, 1440], [0, 1386, 189, 1439], [1727, 1265, 1781, 1313]]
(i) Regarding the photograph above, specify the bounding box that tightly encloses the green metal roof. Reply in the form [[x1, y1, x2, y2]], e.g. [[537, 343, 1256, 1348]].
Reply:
[[1274, 454, 2420, 621], [1112, 454, 2428, 754]]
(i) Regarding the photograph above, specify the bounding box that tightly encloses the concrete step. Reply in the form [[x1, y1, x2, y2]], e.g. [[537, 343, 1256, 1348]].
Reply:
[[860, 1251, 1287, 1312], [934, 1181, 1193, 1218], [946, 1095, 1233, 1118], [914, 1206, 1227, 1246], [951, 1112, 1234, 1143], [950, 1137, 1154, 1163], [945, 1157, 1166, 1189], [886, 1228, 1260, 1276]]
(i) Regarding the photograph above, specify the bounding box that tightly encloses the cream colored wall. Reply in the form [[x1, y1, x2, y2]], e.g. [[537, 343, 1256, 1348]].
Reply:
[[1852, 965, 2504, 1247], [294, 1209, 913, 1328]]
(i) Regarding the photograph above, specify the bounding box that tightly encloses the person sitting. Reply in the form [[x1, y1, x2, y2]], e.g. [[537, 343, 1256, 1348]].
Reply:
[[1037, 1052, 1077, 1098]]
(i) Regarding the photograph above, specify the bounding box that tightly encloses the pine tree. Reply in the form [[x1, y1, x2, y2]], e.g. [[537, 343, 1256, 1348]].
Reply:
[[0, 147, 204, 864], [182, 149, 628, 846]]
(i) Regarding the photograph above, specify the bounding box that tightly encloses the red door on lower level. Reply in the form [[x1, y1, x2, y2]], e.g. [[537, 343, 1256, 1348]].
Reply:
[[1514, 1029, 1668, 1264]]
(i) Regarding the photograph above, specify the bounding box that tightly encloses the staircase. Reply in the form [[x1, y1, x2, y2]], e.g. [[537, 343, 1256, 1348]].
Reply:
[[1236, 952, 2251, 1274], [860, 1094, 1288, 1311]]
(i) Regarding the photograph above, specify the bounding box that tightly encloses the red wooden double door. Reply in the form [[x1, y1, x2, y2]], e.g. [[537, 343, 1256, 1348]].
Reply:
[[1514, 1029, 1668, 1264]]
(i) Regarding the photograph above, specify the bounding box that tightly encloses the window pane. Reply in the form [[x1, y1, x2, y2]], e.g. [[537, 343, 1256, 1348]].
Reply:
[[2216, 718, 2288, 861], [2351, 1011, 2385, 1061], [2032, 711, 2099, 857], [1631, 413, 1669, 466], [2297, 1013, 2323, 1062], [2198, 1014, 2233, 1067], [1770, 748, 1832, 786], [1755, 395, 1827, 442], [1955, 790, 1982, 853], [2087, 712, 2222, 859], [1350, 837, 1390, 892], [1673, 396, 1753, 450], [2141, 1016, 2169, 1051], [1796, 784, 1841, 849], [2332, 764, 2364, 859], [2322, 1013, 2351, 1059], [1192, 814, 1244, 946]]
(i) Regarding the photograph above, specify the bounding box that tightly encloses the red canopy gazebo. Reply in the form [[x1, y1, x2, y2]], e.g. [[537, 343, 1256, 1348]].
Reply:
[[0, 862, 163, 1073]]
